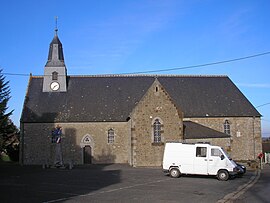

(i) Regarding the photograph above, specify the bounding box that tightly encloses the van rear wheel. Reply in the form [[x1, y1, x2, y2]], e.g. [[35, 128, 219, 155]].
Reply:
[[170, 168, 180, 178], [217, 170, 229, 181]]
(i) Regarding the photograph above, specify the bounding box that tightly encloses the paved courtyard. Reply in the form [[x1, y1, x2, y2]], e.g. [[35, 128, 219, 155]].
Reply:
[[0, 163, 256, 203]]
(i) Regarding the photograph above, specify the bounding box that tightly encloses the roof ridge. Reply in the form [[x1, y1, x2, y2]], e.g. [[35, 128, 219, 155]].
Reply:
[[67, 74, 228, 78]]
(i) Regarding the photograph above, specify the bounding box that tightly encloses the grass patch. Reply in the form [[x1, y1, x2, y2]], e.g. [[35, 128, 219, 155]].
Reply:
[[0, 153, 11, 162]]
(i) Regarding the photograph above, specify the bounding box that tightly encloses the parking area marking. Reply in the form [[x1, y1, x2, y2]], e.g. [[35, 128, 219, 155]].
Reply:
[[44, 178, 172, 203]]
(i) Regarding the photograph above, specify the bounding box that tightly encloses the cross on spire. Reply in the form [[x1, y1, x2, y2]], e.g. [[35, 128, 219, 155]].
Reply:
[[55, 16, 58, 36]]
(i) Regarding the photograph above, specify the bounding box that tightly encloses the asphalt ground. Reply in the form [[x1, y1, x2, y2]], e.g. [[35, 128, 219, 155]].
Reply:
[[0, 163, 257, 203], [232, 164, 270, 203]]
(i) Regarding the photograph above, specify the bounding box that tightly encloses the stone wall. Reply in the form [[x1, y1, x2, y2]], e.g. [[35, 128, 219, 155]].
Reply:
[[185, 117, 262, 161], [131, 80, 183, 167], [21, 122, 130, 165]]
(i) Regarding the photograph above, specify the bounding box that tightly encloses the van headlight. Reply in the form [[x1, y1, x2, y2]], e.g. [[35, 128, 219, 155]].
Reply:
[[233, 167, 239, 172]]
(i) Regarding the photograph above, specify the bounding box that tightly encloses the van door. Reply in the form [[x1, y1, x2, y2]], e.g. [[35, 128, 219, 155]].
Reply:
[[193, 146, 208, 174], [207, 148, 226, 175]]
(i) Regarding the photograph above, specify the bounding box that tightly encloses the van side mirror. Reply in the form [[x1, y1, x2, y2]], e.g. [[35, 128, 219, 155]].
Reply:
[[220, 155, 225, 160]]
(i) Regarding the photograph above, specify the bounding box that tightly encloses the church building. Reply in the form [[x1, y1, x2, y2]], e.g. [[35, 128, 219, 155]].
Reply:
[[20, 30, 262, 166]]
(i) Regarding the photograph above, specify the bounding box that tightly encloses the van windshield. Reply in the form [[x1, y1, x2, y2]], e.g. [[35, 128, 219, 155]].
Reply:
[[211, 148, 222, 156], [221, 148, 231, 160]]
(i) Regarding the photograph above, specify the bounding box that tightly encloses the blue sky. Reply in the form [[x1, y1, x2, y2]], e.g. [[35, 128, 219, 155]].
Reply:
[[0, 0, 269, 137]]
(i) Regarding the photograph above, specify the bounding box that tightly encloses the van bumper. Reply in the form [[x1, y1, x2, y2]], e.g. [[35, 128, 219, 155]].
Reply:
[[229, 171, 238, 176], [229, 167, 240, 176]]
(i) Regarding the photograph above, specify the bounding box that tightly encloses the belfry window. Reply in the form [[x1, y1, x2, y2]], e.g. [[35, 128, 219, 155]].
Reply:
[[108, 128, 115, 144], [153, 118, 162, 143], [224, 120, 231, 135], [52, 71, 58, 80]]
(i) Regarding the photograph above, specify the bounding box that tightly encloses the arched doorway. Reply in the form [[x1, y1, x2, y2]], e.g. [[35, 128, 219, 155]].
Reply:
[[80, 134, 94, 164]]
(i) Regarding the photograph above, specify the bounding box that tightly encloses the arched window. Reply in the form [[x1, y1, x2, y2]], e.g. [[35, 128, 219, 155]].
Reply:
[[224, 120, 230, 135], [153, 118, 162, 143], [108, 128, 115, 144], [52, 71, 58, 80]]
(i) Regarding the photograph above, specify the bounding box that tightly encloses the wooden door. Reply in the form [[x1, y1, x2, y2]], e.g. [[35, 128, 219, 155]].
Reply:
[[83, 145, 92, 164]]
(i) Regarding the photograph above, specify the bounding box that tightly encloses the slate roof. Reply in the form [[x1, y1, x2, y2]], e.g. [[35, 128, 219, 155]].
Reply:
[[183, 121, 230, 139], [158, 76, 260, 117], [21, 75, 261, 123]]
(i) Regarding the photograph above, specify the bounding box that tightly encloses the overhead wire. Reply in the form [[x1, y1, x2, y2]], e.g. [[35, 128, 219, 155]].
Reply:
[[1, 51, 270, 76], [262, 119, 270, 123], [119, 51, 270, 75], [2, 72, 30, 76], [256, 102, 270, 108]]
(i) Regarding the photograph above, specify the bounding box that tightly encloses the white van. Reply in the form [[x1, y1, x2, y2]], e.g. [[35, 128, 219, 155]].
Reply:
[[162, 142, 239, 181]]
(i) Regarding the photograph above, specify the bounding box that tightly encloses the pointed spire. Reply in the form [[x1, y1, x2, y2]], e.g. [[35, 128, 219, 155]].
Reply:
[[45, 17, 65, 67]]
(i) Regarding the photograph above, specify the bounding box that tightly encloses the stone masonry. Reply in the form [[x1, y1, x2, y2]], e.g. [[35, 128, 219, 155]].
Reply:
[[20, 79, 262, 166], [21, 122, 130, 165], [130, 80, 183, 167], [186, 117, 262, 161]]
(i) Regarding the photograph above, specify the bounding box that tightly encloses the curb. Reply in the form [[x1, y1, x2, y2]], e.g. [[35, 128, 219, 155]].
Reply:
[[217, 170, 261, 203]]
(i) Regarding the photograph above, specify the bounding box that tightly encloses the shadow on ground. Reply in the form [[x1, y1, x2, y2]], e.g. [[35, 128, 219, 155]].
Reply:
[[0, 163, 121, 202]]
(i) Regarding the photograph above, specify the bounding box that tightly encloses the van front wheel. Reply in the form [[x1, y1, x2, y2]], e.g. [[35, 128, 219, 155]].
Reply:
[[217, 170, 229, 181], [170, 168, 180, 178]]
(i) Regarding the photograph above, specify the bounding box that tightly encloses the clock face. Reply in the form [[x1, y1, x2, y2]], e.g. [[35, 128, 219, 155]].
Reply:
[[50, 82, 60, 91]]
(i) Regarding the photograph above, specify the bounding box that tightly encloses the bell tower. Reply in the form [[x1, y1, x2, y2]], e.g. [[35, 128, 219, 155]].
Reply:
[[43, 20, 67, 92]]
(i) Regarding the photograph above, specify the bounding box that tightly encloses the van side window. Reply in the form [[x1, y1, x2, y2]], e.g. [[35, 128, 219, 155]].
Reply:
[[211, 148, 222, 156], [196, 147, 207, 157]]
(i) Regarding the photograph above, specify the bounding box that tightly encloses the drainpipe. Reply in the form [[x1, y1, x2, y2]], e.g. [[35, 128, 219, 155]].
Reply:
[[129, 117, 133, 166]]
